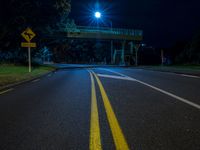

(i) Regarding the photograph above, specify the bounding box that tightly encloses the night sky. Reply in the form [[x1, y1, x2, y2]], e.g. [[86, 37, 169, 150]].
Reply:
[[69, 0, 200, 48]]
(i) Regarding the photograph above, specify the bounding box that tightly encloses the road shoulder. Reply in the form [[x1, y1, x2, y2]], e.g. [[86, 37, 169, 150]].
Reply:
[[130, 66, 200, 76]]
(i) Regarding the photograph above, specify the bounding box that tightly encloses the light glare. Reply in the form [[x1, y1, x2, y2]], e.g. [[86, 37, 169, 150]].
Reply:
[[95, 12, 101, 18]]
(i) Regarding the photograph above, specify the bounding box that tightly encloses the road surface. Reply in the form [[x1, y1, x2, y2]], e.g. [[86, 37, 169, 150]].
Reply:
[[0, 67, 200, 150]]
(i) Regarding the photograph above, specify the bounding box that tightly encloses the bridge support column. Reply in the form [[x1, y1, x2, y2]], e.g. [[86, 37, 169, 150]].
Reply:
[[113, 49, 116, 64], [129, 42, 140, 66], [134, 44, 140, 66], [121, 40, 126, 65], [111, 40, 114, 64], [135, 48, 138, 66], [129, 42, 134, 54]]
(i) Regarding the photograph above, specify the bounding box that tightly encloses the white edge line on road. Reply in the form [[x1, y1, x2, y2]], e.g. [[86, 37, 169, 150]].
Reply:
[[97, 73, 136, 81], [99, 68, 129, 77], [121, 68, 200, 79], [180, 74, 200, 79], [100, 68, 200, 110]]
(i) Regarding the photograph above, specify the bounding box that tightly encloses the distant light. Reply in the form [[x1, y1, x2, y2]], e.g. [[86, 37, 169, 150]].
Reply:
[[95, 12, 101, 18], [142, 43, 146, 47]]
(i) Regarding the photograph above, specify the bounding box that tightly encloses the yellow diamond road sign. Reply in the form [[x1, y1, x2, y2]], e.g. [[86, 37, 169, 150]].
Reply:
[[21, 28, 36, 42]]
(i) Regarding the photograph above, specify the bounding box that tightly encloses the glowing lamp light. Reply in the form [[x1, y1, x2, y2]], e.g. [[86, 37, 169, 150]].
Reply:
[[95, 12, 101, 18]]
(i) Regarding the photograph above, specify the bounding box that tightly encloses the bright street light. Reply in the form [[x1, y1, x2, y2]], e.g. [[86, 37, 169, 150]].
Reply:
[[95, 11, 101, 19]]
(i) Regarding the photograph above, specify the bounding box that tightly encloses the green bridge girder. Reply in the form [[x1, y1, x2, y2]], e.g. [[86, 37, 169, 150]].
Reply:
[[54, 26, 143, 41]]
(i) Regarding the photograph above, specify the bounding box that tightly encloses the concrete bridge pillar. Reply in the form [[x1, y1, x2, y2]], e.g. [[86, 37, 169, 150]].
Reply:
[[111, 40, 114, 64], [121, 40, 126, 65], [129, 42, 140, 66], [129, 41, 134, 54], [134, 44, 140, 66]]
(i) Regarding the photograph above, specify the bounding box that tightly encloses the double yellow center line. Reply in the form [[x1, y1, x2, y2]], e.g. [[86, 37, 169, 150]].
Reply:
[[89, 71, 102, 150], [89, 70, 130, 150]]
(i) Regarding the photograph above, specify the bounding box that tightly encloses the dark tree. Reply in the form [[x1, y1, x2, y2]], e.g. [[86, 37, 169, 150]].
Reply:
[[175, 31, 200, 64], [0, 0, 71, 63]]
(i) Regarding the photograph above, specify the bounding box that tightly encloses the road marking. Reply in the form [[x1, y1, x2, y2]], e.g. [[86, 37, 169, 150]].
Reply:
[[99, 68, 128, 77], [89, 71, 102, 150], [0, 88, 13, 95], [92, 71, 130, 150], [116, 68, 200, 79], [32, 79, 40, 83], [97, 73, 136, 81], [102, 69, 200, 110], [180, 74, 200, 79]]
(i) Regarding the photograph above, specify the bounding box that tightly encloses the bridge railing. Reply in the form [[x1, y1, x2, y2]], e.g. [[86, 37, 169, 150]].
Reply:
[[67, 26, 143, 37]]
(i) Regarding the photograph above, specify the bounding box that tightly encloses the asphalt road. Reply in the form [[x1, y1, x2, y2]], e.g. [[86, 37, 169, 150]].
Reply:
[[0, 67, 200, 150]]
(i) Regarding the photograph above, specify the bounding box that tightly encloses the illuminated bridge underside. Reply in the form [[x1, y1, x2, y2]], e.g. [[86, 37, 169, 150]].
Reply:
[[56, 26, 143, 41]]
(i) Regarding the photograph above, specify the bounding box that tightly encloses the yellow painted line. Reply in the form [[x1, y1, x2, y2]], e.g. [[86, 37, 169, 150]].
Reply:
[[92, 71, 130, 150], [0, 88, 13, 95], [89, 71, 102, 150]]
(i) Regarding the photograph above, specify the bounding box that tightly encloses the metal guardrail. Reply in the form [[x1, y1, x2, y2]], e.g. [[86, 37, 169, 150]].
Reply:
[[67, 26, 143, 37]]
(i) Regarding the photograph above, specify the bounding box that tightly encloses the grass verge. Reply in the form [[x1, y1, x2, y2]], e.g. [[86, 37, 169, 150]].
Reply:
[[0, 64, 55, 87]]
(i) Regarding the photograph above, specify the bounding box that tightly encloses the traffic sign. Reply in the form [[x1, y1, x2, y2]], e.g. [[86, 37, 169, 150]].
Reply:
[[21, 27, 37, 73], [21, 28, 36, 42], [21, 42, 36, 48]]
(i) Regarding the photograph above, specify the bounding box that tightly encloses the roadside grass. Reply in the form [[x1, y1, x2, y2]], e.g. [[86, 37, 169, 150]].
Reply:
[[0, 64, 55, 87]]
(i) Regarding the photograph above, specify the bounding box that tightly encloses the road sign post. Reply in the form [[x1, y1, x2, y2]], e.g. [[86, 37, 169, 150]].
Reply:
[[28, 47, 31, 72], [21, 28, 36, 73]]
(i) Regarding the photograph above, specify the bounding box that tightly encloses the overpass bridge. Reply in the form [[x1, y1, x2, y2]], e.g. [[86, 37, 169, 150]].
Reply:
[[64, 26, 143, 41], [49, 26, 143, 65]]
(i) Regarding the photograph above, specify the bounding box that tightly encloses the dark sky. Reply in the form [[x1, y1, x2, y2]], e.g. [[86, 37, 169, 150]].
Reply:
[[69, 0, 200, 48]]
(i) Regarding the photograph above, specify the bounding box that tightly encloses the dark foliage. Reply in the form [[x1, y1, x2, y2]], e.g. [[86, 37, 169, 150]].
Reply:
[[176, 32, 200, 64], [51, 40, 110, 64], [0, 0, 71, 63]]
